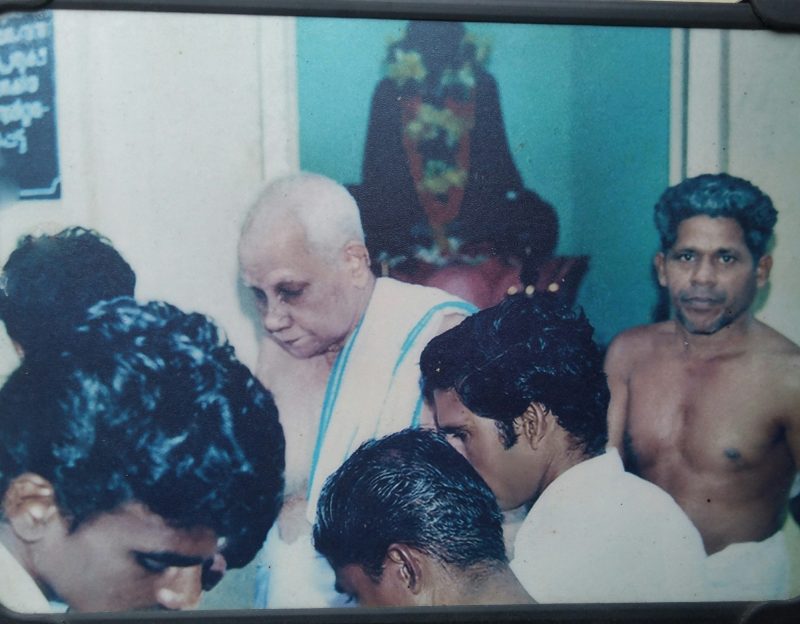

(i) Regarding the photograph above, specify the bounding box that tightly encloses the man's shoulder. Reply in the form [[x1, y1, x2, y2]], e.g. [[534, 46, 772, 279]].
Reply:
[[605, 321, 673, 368], [522, 451, 704, 551], [751, 322, 800, 402], [753, 320, 800, 360], [376, 277, 475, 316]]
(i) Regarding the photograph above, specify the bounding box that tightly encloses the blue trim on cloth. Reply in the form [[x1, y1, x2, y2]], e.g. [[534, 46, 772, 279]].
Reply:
[[379, 300, 477, 434], [306, 314, 366, 499], [410, 394, 425, 428], [392, 301, 477, 377], [307, 298, 476, 495]]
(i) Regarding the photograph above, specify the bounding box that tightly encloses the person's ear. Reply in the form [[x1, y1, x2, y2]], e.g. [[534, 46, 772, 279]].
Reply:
[[2, 473, 60, 542], [342, 241, 372, 288], [384, 543, 424, 595], [654, 252, 667, 287], [755, 254, 772, 288], [519, 402, 551, 449]]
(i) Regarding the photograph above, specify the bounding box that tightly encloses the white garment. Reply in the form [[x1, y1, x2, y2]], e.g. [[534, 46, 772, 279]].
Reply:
[[705, 528, 791, 601], [510, 448, 712, 603], [256, 278, 475, 608], [254, 525, 350, 609], [0, 539, 52, 613]]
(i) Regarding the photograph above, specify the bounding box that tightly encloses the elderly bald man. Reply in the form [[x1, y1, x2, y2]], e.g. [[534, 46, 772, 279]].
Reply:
[[238, 172, 475, 608]]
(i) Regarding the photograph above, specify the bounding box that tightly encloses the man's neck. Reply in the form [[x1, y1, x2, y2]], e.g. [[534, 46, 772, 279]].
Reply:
[[464, 567, 536, 605], [459, 567, 534, 605], [322, 275, 377, 367], [537, 435, 589, 499], [675, 313, 755, 357]]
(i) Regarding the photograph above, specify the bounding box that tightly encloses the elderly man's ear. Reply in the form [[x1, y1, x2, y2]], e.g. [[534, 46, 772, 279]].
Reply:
[[2, 473, 61, 542], [343, 241, 372, 288]]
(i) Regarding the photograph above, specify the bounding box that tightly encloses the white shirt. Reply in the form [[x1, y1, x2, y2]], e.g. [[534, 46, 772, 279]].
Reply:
[[0, 539, 52, 613], [510, 448, 711, 602]]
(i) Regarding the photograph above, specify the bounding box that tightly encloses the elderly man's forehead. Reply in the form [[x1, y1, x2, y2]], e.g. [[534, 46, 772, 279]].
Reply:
[[243, 207, 304, 244], [248, 177, 344, 222]]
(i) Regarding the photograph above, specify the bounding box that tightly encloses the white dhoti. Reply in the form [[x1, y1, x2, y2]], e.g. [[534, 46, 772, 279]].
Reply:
[[256, 278, 475, 608], [706, 529, 791, 601]]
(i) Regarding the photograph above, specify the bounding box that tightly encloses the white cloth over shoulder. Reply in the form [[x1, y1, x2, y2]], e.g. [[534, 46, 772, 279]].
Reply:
[[0, 539, 52, 613], [510, 448, 712, 602], [256, 278, 475, 608], [304, 277, 476, 522]]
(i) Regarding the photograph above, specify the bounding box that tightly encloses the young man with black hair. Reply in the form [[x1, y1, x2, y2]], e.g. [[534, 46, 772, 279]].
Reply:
[[0, 226, 136, 358], [0, 298, 285, 612], [420, 294, 710, 602], [313, 428, 532, 607], [605, 173, 800, 599]]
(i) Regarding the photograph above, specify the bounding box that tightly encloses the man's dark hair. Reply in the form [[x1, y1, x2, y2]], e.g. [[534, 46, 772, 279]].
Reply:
[[420, 293, 609, 457], [313, 428, 507, 581], [654, 173, 778, 260], [0, 297, 284, 569], [0, 227, 136, 355]]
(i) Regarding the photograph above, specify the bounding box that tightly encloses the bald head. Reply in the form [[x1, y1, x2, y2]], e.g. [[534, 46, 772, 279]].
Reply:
[[238, 173, 374, 360], [241, 173, 365, 262]]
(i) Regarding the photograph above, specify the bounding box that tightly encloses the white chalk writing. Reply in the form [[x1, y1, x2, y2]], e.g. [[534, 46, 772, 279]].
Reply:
[[0, 126, 27, 154], [0, 47, 47, 76], [0, 20, 49, 46], [0, 98, 49, 128], [0, 74, 38, 97]]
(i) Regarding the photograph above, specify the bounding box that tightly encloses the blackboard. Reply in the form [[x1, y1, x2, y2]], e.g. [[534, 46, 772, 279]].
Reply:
[[0, 11, 60, 200]]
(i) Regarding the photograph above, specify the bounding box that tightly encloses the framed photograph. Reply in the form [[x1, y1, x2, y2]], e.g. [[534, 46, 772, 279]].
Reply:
[[0, 1, 798, 623]]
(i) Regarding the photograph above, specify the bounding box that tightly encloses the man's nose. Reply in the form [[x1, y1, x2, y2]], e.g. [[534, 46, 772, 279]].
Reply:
[[690, 257, 716, 285], [155, 565, 203, 611], [262, 300, 291, 333]]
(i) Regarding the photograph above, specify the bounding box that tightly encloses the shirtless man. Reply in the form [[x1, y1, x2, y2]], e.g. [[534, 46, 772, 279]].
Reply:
[[605, 173, 800, 599], [238, 172, 473, 607]]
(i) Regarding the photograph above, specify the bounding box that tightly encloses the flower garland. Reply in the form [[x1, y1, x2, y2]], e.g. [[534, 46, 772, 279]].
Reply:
[[383, 27, 491, 255]]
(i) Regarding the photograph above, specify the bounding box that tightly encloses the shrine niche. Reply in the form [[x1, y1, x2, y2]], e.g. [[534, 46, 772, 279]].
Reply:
[[347, 21, 587, 308]]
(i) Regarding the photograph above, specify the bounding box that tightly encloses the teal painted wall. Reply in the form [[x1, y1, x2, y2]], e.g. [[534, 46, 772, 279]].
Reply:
[[297, 18, 670, 345], [567, 27, 671, 344]]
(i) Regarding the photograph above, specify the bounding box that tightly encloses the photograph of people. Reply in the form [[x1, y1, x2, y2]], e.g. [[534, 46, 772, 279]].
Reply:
[[0, 5, 798, 613]]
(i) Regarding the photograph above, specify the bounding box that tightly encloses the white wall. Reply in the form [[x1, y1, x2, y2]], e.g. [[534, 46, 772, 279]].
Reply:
[[0, 10, 299, 378], [678, 27, 800, 344], [727, 30, 800, 344]]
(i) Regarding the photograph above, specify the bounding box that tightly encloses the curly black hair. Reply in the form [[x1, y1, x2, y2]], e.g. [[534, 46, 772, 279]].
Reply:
[[0, 297, 285, 569], [420, 293, 609, 457], [0, 227, 136, 355], [313, 428, 506, 581], [654, 173, 777, 260]]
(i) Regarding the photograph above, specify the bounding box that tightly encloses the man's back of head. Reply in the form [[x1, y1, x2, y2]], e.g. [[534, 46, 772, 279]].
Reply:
[[313, 428, 529, 606], [0, 297, 285, 612], [0, 227, 136, 357], [420, 293, 609, 459]]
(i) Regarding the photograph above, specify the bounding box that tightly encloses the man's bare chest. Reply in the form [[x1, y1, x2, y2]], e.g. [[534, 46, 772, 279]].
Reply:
[[626, 355, 786, 473]]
